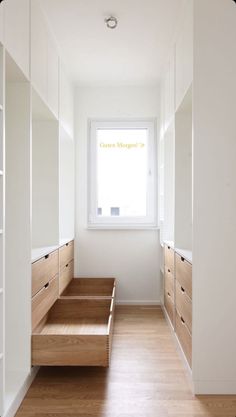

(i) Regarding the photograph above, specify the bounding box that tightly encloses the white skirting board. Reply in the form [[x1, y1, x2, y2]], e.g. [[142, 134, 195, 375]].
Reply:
[[4, 367, 39, 417], [115, 300, 161, 306]]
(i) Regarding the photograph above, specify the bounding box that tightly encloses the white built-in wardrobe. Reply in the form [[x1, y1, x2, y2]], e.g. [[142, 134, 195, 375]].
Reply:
[[0, 1, 75, 416]]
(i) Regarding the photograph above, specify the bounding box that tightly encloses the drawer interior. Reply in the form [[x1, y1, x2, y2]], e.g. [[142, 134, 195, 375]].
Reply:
[[33, 298, 114, 336], [60, 277, 116, 298]]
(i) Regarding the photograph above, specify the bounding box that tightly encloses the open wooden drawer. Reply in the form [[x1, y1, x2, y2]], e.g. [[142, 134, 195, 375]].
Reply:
[[60, 277, 116, 299], [32, 298, 114, 367]]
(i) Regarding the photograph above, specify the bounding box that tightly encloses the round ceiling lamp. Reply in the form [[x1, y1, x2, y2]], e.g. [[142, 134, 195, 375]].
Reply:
[[105, 16, 118, 29]]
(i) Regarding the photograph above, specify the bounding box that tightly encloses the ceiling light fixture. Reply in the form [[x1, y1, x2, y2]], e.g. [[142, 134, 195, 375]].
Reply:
[[105, 16, 118, 29]]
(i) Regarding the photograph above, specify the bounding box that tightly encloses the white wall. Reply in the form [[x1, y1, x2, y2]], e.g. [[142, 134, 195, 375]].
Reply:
[[75, 86, 160, 304], [192, 0, 236, 394]]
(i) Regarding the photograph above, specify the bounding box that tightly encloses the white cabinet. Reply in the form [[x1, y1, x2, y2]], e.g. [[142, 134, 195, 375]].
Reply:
[[175, 1, 193, 109], [47, 35, 59, 118], [31, 0, 59, 117], [31, 0, 48, 103], [0, 3, 4, 45], [4, 0, 30, 78], [60, 64, 74, 137]]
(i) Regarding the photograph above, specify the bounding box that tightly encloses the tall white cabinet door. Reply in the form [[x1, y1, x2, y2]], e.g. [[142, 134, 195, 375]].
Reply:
[[47, 35, 59, 118], [0, 3, 4, 44], [60, 65, 74, 137], [31, 0, 48, 102], [4, 0, 30, 78], [175, 0, 193, 109]]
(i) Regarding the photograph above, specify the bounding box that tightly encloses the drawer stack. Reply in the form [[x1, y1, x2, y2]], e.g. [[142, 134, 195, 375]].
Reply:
[[32, 249, 59, 330], [163, 243, 192, 368], [164, 245, 175, 326], [175, 253, 192, 366], [59, 240, 74, 295], [31, 240, 115, 367]]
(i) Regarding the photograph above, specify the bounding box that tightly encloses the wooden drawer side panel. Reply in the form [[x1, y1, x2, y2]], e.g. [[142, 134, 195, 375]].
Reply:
[[32, 249, 59, 296]]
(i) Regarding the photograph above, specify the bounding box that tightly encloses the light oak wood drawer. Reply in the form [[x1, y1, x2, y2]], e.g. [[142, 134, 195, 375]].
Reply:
[[175, 253, 192, 299], [164, 267, 174, 300], [59, 241, 74, 270], [59, 260, 74, 295], [32, 298, 114, 367], [164, 244, 174, 273], [175, 309, 192, 367], [32, 250, 59, 297], [60, 277, 116, 299], [164, 289, 174, 327], [176, 280, 192, 334], [32, 275, 59, 331]]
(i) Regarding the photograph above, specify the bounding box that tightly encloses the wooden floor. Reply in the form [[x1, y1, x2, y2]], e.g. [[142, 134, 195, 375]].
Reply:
[[16, 306, 236, 417]]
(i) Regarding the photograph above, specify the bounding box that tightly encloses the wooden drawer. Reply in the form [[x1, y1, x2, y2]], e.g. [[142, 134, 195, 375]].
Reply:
[[164, 244, 174, 273], [176, 280, 192, 333], [176, 309, 192, 367], [60, 277, 116, 299], [164, 267, 174, 300], [32, 250, 59, 297], [59, 241, 74, 270], [32, 298, 114, 367], [32, 275, 58, 331], [164, 289, 174, 326], [59, 260, 74, 295], [175, 253, 192, 299]]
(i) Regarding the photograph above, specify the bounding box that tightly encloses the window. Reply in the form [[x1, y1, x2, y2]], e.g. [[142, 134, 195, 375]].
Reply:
[[88, 120, 157, 229]]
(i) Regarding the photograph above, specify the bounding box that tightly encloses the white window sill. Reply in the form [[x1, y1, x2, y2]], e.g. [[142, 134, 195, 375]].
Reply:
[[87, 224, 159, 231]]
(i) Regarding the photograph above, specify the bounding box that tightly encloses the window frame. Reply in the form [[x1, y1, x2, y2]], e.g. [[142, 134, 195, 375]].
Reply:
[[88, 119, 158, 230]]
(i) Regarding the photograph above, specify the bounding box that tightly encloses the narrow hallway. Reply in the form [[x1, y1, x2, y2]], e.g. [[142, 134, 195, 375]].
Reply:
[[16, 307, 236, 417]]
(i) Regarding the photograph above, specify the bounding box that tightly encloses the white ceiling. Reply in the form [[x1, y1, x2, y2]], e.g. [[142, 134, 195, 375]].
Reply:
[[40, 0, 185, 86]]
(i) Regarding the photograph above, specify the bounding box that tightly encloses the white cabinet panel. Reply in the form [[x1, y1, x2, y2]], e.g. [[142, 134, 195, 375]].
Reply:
[[175, 1, 193, 109], [60, 65, 73, 137], [4, 0, 30, 78], [164, 51, 175, 132], [0, 3, 4, 44], [31, 0, 48, 102], [47, 35, 59, 118]]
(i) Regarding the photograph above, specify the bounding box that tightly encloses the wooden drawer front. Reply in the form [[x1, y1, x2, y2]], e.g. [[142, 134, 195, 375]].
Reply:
[[164, 267, 174, 300], [32, 250, 59, 297], [59, 260, 74, 295], [176, 309, 192, 367], [164, 290, 174, 326], [32, 298, 114, 367], [175, 253, 192, 299], [164, 245, 174, 272], [59, 241, 74, 270], [176, 280, 192, 333], [32, 275, 58, 331]]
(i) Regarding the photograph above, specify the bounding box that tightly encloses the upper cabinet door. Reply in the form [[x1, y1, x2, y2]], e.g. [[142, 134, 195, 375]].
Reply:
[[4, 0, 30, 78], [164, 51, 175, 132], [31, 0, 48, 102], [175, 1, 193, 110], [47, 34, 59, 118], [60, 65, 74, 138], [0, 3, 4, 45]]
